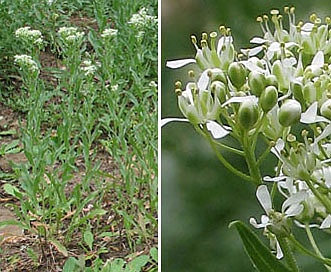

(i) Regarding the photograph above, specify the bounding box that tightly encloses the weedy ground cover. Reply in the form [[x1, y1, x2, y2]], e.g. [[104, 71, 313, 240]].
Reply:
[[0, 0, 157, 271]]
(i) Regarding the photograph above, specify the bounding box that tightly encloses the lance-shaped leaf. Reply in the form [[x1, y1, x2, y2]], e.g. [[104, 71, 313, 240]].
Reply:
[[229, 220, 292, 272]]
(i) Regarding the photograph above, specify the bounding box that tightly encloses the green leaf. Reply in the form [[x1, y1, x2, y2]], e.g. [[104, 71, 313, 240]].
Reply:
[[62, 257, 81, 272], [49, 238, 68, 257], [150, 247, 158, 262], [0, 129, 16, 136], [83, 230, 94, 251], [110, 258, 125, 272], [229, 220, 292, 272], [125, 255, 150, 272], [3, 183, 23, 199]]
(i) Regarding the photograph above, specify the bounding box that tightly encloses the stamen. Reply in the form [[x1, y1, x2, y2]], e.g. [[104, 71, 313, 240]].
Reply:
[[175, 88, 182, 96], [175, 81, 182, 89], [257, 16, 267, 35], [202, 32, 208, 41], [219, 25, 227, 35], [191, 35, 199, 50], [210, 32, 217, 51], [310, 13, 317, 23], [188, 70, 195, 78]]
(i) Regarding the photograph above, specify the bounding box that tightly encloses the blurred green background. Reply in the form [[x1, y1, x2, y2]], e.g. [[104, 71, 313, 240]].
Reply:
[[161, 0, 330, 271]]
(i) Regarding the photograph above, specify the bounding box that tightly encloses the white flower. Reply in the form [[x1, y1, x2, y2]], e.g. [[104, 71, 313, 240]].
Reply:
[[80, 60, 97, 76], [111, 84, 119, 92], [14, 54, 39, 72], [58, 27, 84, 43], [101, 28, 118, 38], [128, 8, 157, 28], [15, 26, 44, 46], [250, 185, 307, 259]]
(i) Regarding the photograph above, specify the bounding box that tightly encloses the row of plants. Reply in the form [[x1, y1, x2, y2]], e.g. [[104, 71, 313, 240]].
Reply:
[[0, 0, 157, 271]]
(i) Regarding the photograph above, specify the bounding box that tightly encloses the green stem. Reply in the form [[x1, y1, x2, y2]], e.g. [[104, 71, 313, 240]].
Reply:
[[288, 234, 331, 267], [305, 225, 331, 271], [301, 172, 331, 214], [200, 125, 254, 183], [256, 144, 272, 166], [213, 141, 245, 156], [278, 236, 300, 272], [242, 130, 262, 185]]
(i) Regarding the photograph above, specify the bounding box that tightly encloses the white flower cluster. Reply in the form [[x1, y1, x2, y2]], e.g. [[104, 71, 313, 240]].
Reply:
[[15, 26, 44, 47], [164, 7, 331, 261], [58, 26, 84, 43], [101, 28, 118, 38], [128, 7, 157, 28], [14, 54, 39, 72], [80, 60, 99, 76]]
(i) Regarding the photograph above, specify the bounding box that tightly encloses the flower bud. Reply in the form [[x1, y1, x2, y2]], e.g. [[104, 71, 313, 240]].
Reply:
[[208, 68, 227, 84], [210, 80, 227, 103], [228, 62, 247, 90], [321, 99, 331, 119], [260, 85, 278, 112], [272, 60, 287, 90], [278, 99, 302, 127], [248, 71, 266, 97], [303, 81, 316, 104], [238, 100, 259, 130], [291, 81, 305, 106], [266, 75, 278, 88]]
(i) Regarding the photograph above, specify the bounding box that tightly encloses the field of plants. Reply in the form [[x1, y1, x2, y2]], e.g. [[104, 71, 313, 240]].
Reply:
[[0, 0, 157, 271]]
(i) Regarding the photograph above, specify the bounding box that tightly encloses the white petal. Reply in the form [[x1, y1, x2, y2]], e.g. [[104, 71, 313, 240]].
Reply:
[[240, 60, 265, 73], [284, 204, 303, 217], [311, 51, 324, 67], [301, 22, 314, 32], [276, 239, 284, 259], [206, 121, 230, 139], [323, 167, 331, 188], [282, 191, 308, 213], [217, 36, 233, 54], [166, 59, 196, 69], [249, 46, 264, 57], [266, 49, 275, 60], [160, 118, 189, 127], [249, 216, 269, 228], [197, 70, 209, 91], [283, 57, 297, 67], [221, 95, 258, 107], [300, 102, 318, 123], [294, 220, 320, 228], [271, 138, 285, 158], [250, 37, 267, 44], [269, 42, 280, 52], [217, 37, 225, 54], [263, 176, 287, 182], [300, 102, 329, 124], [256, 185, 272, 213], [313, 123, 331, 153], [320, 214, 331, 229], [261, 214, 270, 225], [285, 42, 298, 49]]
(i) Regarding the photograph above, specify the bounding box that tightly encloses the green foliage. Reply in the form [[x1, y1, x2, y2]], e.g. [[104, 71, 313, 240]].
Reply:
[[229, 221, 291, 272], [0, 0, 157, 270], [62, 247, 158, 272]]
